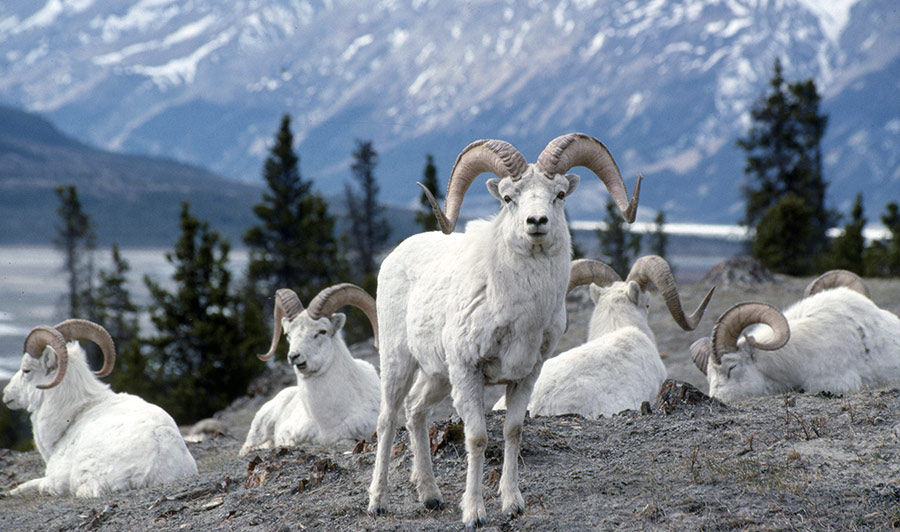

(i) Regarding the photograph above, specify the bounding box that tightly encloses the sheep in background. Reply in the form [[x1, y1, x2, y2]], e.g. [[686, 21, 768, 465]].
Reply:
[[368, 133, 640, 528], [2, 320, 197, 497], [692, 270, 900, 403], [240, 283, 380, 455], [494, 256, 714, 418]]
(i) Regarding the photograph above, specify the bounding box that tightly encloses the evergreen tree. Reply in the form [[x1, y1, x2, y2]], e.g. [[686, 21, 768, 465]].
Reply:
[[597, 198, 642, 277], [752, 193, 817, 276], [648, 210, 669, 260], [345, 139, 391, 280], [864, 202, 900, 277], [414, 154, 442, 232], [830, 193, 866, 274], [739, 59, 834, 269], [567, 209, 585, 259], [95, 245, 148, 397], [244, 114, 345, 303], [143, 203, 263, 424], [53, 185, 96, 318]]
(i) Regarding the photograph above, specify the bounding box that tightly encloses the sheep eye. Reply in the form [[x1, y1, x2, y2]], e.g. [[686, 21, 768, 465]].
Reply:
[[316, 329, 327, 336], [22, 369, 31, 374], [503, 195, 512, 203], [726, 365, 736, 378], [556, 191, 565, 200]]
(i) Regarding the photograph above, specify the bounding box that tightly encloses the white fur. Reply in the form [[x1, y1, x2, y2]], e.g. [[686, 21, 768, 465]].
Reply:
[[367, 166, 577, 528], [705, 287, 900, 403], [240, 310, 380, 455], [494, 280, 666, 418], [2, 341, 197, 497]]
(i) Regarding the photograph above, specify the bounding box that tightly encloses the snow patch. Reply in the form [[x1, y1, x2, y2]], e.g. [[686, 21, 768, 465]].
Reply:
[[341, 34, 374, 62], [794, 0, 860, 43]]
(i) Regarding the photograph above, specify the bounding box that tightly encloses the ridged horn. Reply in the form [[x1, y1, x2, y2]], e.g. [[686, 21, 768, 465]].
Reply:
[[567, 258, 621, 293], [710, 302, 790, 365], [54, 319, 117, 377], [24, 326, 69, 390], [625, 255, 715, 331], [258, 288, 304, 361], [536, 133, 641, 222], [307, 283, 379, 350], [803, 269, 870, 299], [419, 139, 527, 234]]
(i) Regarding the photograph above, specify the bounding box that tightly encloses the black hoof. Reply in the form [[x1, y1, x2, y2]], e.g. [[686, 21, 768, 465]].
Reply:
[[368, 506, 388, 517], [424, 497, 443, 511], [506, 505, 524, 520], [464, 517, 486, 531]]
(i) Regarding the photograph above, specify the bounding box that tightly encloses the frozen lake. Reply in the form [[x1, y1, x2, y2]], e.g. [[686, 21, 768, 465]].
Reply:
[[0, 246, 248, 380]]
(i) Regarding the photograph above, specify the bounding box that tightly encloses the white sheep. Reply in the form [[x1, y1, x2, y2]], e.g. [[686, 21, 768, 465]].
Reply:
[[494, 256, 714, 418], [691, 270, 900, 403], [367, 133, 640, 528], [2, 320, 197, 497], [240, 283, 380, 455]]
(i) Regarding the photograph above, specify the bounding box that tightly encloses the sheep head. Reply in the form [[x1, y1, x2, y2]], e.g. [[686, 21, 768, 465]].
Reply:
[[258, 284, 378, 377], [3, 320, 116, 409], [691, 302, 791, 401], [625, 256, 715, 331], [419, 134, 640, 255]]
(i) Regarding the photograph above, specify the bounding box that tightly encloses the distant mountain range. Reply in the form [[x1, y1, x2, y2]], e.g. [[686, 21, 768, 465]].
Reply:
[[0, 0, 897, 228]]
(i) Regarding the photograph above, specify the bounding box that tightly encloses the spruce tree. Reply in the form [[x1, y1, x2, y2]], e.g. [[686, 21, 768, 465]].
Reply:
[[739, 59, 834, 272], [864, 202, 900, 277], [345, 139, 391, 280], [830, 193, 866, 274], [144, 203, 263, 423], [415, 154, 442, 232], [244, 114, 345, 303], [752, 193, 817, 276], [597, 198, 642, 277], [53, 185, 96, 318], [648, 210, 669, 261]]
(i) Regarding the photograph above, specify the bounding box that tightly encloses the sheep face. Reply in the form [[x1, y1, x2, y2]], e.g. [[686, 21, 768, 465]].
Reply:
[[486, 166, 578, 256], [3, 347, 62, 412], [281, 311, 348, 377], [696, 335, 774, 402]]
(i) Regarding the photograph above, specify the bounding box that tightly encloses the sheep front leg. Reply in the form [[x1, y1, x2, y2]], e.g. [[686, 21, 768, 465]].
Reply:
[[8, 477, 45, 496], [499, 367, 540, 519], [450, 366, 488, 530], [405, 371, 451, 510]]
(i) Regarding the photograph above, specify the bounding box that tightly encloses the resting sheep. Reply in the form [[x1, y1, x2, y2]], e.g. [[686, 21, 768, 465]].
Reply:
[[691, 270, 900, 403], [367, 133, 640, 528], [240, 284, 380, 455], [2, 320, 197, 497], [494, 256, 714, 418]]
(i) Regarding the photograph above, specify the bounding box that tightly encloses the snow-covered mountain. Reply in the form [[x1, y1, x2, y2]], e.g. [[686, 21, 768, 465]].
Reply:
[[0, 0, 897, 224]]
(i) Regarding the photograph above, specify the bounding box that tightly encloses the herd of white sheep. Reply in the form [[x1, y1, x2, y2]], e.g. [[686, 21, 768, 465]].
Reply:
[[3, 133, 898, 530]]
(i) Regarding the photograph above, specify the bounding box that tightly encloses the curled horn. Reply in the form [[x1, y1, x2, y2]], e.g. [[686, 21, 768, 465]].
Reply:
[[308, 283, 379, 350], [418, 139, 527, 234], [54, 319, 117, 377], [710, 302, 790, 365], [625, 255, 715, 331], [803, 269, 870, 299], [258, 288, 304, 361], [536, 133, 641, 222], [567, 258, 621, 294], [24, 326, 69, 390]]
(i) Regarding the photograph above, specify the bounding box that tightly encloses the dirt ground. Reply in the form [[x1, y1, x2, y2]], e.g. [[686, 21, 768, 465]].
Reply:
[[1, 272, 899, 531]]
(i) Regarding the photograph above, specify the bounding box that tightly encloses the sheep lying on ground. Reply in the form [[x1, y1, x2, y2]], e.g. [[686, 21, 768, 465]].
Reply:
[[368, 133, 640, 528], [2, 320, 197, 497], [494, 256, 714, 417], [692, 270, 900, 403], [240, 284, 380, 455]]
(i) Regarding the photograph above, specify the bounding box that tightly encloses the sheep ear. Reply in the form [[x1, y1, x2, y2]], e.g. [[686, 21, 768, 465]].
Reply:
[[589, 283, 603, 303], [42, 346, 59, 374], [486, 178, 502, 201], [564, 173, 580, 196], [330, 313, 346, 333], [281, 316, 291, 332], [690, 337, 712, 375], [626, 281, 641, 304]]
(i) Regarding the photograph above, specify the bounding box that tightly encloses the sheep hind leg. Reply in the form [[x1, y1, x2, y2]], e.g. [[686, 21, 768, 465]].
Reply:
[[449, 367, 488, 530], [499, 375, 538, 519], [367, 356, 417, 516], [405, 371, 451, 510]]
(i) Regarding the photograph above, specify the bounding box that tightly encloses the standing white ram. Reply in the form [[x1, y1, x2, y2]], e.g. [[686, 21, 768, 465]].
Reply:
[[240, 283, 380, 455], [2, 320, 197, 497], [494, 256, 714, 418], [367, 133, 640, 529], [691, 270, 900, 402]]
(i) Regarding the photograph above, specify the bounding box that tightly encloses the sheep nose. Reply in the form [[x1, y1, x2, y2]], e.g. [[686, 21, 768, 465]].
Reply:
[[526, 215, 549, 227]]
